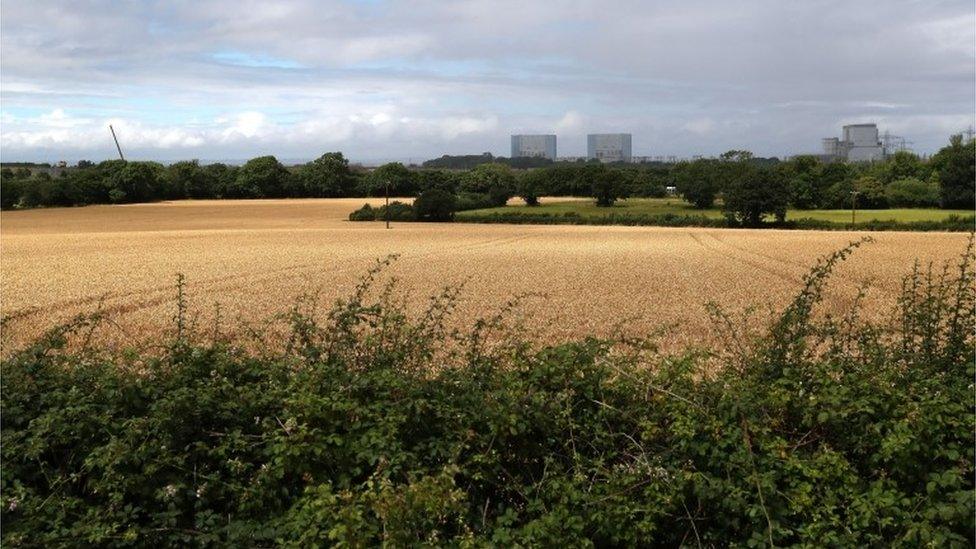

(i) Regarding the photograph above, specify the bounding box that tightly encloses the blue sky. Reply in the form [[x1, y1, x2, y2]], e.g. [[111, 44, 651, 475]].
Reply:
[[1, 0, 974, 163]]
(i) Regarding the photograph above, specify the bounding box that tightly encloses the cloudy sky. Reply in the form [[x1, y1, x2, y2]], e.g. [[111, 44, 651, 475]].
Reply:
[[1, 0, 974, 164]]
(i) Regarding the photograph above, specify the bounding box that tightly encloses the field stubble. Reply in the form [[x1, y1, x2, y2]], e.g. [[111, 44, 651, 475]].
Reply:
[[1, 198, 970, 354]]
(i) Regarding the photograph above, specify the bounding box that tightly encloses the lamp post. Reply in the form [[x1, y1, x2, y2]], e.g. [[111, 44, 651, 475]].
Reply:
[[850, 190, 860, 225], [385, 179, 390, 229]]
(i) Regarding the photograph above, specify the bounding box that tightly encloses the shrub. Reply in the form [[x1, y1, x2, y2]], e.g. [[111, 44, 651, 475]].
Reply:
[[376, 201, 415, 221], [348, 202, 415, 222], [413, 189, 457, 221], [885, 177, 940, 207], [854, 176, 889, 209], [455, 192, 496, 212], [348, 203, 377, 221], [2, 241, 973, 546]]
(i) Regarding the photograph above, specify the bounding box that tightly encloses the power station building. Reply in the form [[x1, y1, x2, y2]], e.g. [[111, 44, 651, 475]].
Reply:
[[822, 124, 885, 162], [510, 134, 557, 160], [587, 133, 632, 163]]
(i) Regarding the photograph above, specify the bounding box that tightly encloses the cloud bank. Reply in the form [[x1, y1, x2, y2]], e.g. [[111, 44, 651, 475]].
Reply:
[[1, 0, 973, 162]]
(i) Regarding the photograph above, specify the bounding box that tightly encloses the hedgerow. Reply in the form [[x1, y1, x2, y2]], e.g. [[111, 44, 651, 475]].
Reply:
[[455, 211, 976, 232], [2, 239, 974, 546]]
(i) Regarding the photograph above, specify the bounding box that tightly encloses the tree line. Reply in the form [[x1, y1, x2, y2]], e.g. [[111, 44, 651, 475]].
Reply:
[[673, 141, 975, 225], [2, 135, 973, 223]]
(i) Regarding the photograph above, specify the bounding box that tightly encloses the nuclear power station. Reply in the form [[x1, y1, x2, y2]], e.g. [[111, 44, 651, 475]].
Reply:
[[510, 132, 634, 163], [509, 125, 906, 165], [821, 124, 886, 162], [510, 134, 557, 160], [586, 133, 632, 163]]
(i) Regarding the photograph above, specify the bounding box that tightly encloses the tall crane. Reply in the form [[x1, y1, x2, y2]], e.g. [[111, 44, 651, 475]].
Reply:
[[109, 124, 125, 161]]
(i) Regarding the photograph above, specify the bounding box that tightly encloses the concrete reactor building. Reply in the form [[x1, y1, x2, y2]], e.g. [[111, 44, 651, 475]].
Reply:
[[587, 133, 632, 163], [822, 124, 885, 162], [511, 134, 557, 160]]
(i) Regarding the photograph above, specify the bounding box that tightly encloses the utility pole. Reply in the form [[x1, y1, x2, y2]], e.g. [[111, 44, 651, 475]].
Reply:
[[385, 179, 390, 229], [108, 125, 125, 161], [850, 190, 860, 225]]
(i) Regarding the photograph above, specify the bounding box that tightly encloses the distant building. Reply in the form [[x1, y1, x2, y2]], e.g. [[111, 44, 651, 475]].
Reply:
[[511, 134, 557, 160], [821, 137, 842, 159], [821, 124, 885, 162], [843, 124, 885, 162], [587, 133, 632, 163]]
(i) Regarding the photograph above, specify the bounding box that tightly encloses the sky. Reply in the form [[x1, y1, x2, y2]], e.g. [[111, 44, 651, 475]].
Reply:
[[1, 0, 974, 164]]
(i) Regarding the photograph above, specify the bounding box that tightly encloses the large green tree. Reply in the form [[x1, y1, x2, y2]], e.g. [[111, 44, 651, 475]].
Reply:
[[167, 160, 215, 199], [415, 169, 460, 194], [363, 162, 417, 197], [674, 159, 721, 208], [883, 150, 925, 184], [582, 165, 628, 207], [931, 135, 975, 209], [461, 163, 516, 207], [722, 165, 790, 226], [785, 155, 825, 209], [108, 162, 164, 203], [517, 169, 548, 206], [296, 152, 356, 197], [231, 156, 292, 198], [203, 163, 239, 198], [631, 169, 667, 198]]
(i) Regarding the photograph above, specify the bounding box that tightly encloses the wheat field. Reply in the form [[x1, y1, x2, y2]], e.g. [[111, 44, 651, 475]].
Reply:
[[1, 198, 970, 353]]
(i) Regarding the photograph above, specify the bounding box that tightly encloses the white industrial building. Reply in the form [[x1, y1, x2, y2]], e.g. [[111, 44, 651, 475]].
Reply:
[[822, 124, 885, 162], [587, 133, 632, 163], [511, 134, 557, 160]]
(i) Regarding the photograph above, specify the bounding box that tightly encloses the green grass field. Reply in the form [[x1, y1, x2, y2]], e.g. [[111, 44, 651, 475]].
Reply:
[[456, 197, 974, 224]]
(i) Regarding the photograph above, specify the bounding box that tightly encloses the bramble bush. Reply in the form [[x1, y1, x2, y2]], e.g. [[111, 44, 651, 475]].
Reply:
[[2, 240, 974, 546]]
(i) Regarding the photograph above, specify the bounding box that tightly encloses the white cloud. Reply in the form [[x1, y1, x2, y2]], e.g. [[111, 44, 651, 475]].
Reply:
[[0, 0, 973, 159], [0, 106, 504, 159], [555, 111, 585, 134], [681, 117, 714, 135], [220, 111, 271, 140], [338, 34, 433, 64]]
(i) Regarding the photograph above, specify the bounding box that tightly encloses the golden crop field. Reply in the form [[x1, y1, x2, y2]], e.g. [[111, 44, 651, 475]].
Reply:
[[1, 198, 970, 354]]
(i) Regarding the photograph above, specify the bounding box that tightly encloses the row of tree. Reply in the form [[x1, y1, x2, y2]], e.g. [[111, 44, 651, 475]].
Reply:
[[0, 154, 550, 211], [1, 153, 363, 210], [674, 141, 975, 215], [2, 135, 972, 215]]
